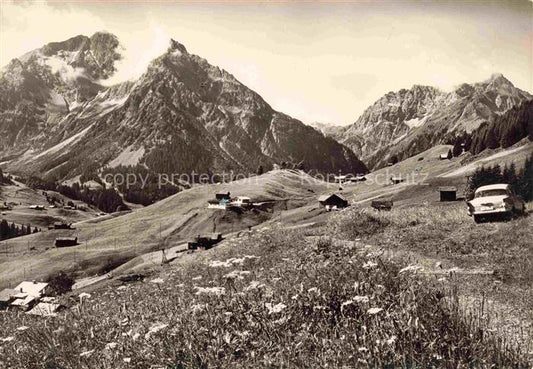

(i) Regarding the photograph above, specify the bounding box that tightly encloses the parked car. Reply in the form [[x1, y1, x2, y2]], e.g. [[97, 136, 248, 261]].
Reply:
[[467, 184, 525, 223]]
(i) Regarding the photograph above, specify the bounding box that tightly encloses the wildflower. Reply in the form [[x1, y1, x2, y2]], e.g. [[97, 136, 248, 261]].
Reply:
[[224, 270, 249, 280], [209, 260, 231, 268], [16, 326, 29, 331], [358, 347, 369, 352], [230, 258, 245, 265], [150, 278, 164, 284], [78, 292, 91, 299], [399, 265, 424, 274], [352, 295, 370, 303], [1, 336, 14, 342], [123, 358, 131, 363], [79, 349, 95, 357], [265, 302, 286, 314], [192, 276, 203, 281], [244, 281, 265, 291], [341, 300, 354, 308], [105, 342, 118, 350], [145, 323, 169, 339], [367, 307, 383, 315], [117, 286, 127, 290], [362, 261, 378, 269], [307, 287, 319, 294], [194, 286, 226, 296]]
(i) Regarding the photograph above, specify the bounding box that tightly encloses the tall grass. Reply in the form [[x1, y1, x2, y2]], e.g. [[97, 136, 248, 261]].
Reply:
[[1, 226, 530, 368]]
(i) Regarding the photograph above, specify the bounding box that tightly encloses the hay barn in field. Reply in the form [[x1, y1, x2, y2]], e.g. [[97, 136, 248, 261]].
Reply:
[[55, 237, 78, 247], [438, 186, 457, 202], [318, 194, 348, 210]]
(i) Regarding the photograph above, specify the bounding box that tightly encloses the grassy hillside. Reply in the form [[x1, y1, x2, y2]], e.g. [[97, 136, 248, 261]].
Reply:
[[1, 218, 531, 368], [0, 170, 333, 288]]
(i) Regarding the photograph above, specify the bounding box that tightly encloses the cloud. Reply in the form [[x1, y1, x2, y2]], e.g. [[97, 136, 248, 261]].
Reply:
[[101, 24, 171, 86], [45, 56, 87, 83]]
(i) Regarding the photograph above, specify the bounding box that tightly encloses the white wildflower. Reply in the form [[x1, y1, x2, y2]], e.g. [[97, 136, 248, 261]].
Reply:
[[78, 292, 91, 299], [79, 349, 94, 357], [1, 336, 14, 342], [105, 342, 118, 350], [16, 326, 29, 331], [399, 265, 424, 274], [362, 261, 378, 269], [358, 346, 369, 352], [352, 295, 370, 303], [386, 335, 397, 345], [265, 302, 286, 314], [367, 307, 383, 315], [150, 278, 164, 284], [117, 286, 127, 290], [244, 281, 265, 291], [307, 287, 319, 294], [192, 276, 203, 281], [123, 358, 131, 363], [145, 323, 169, 339], [194, 286, 226, 296], [341, 300, 354, 308]]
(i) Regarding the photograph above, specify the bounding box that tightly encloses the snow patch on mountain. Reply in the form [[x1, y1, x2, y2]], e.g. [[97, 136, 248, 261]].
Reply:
[[108, 145, 145, 168], [34, 124, 94, 159]]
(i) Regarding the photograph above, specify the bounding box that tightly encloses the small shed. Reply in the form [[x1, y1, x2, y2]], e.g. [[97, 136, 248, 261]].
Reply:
[[55, 237, 78, 247], [318, 194, 348, 210], [390, 176, 404, 185], [438, 186, 457, 202], [0, 288, 15, 309], [215, 192, 231, 201], [53, 222, 72, 230]]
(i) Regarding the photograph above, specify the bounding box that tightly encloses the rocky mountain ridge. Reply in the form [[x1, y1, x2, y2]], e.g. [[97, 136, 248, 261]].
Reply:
[[339, 74, 531, 169], [0, 33, 367, 180]]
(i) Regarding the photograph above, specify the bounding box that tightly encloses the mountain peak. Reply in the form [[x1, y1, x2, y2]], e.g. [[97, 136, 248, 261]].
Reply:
[[487, 73, 513, 86], [169, 39, 188, 54]]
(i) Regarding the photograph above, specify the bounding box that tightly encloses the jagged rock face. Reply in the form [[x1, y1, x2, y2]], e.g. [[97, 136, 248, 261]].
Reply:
[[0, 32, 121, 153], [0, 34, 367, 179], [341, 85, 443, 163], [340, 74, 532, 169]]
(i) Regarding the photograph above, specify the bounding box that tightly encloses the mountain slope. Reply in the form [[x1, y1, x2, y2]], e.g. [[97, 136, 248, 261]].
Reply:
[[0, 35, 366, 179], [341, 74, 531, 169]]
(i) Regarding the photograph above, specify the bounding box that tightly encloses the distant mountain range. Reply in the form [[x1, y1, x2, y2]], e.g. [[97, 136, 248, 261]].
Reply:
[[1, 32, 530, 180], [336, 74, 531, 169], [0, 32, 367, 181]]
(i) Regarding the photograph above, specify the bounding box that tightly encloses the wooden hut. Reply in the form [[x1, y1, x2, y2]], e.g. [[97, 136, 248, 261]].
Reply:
[[318, 194, 348, 210], [55, 237, 78, 247], [438, 186, 457, 202]]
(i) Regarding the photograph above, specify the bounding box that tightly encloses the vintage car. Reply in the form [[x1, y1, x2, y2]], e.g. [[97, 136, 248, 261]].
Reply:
[[467, 184, 525, 223]]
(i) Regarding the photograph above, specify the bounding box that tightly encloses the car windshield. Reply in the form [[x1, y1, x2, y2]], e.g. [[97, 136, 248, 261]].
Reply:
[[475, 189, 508, 198]]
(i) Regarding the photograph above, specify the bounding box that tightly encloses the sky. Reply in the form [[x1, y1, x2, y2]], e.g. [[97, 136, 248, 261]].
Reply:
[[1, 0, 531, 125]]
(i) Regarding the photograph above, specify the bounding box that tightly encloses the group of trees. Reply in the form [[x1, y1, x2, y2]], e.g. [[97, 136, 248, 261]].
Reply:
[[102, 165, 180, 206], [0, 219, 40, 241], [57, 183, 128, 213], [0, 168, 13, 185], [466, 100, 532, 156], [22, 175, 128, 213], [465, 153, 533, 201]]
